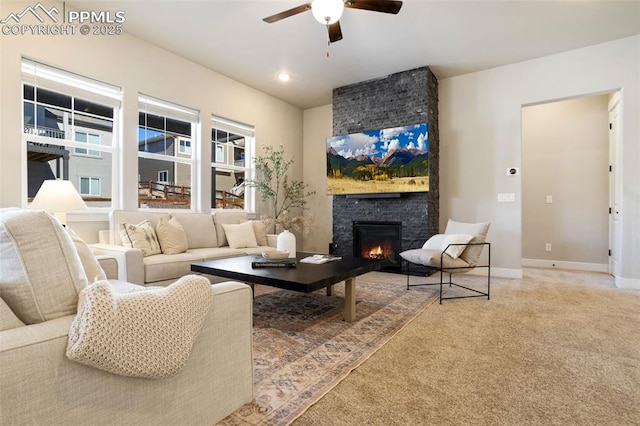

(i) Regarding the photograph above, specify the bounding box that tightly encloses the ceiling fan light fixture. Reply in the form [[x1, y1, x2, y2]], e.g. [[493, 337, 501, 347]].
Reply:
[[311, 0, 344, 25]]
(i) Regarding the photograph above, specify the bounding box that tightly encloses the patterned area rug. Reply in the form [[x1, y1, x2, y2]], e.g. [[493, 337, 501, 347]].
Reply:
[[218, 271, 439, 425]]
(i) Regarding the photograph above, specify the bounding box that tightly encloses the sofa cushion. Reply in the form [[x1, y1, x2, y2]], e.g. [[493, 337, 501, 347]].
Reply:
[[67, 228, 107, 283], [119, 220, 162, 257], [170, 213, 218, 249], [0, 296, 25, 331], [143, 252, 205, 284], [0, 209, 87, 324], [156, 217, 188, 255], [187, 247, 247, 261], [222, 221, 258, 249], [213, 211, 249, 247], [66, 275, 213, 379]]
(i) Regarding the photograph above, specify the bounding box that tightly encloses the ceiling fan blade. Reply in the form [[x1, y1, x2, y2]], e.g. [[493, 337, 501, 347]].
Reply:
[[263, 3, 312, 23], [344, 0, 403, 14], [328, 21, 343, 43]]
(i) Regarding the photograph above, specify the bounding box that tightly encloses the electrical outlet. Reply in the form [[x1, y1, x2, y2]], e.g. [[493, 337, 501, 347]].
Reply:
[[545, 243, 552, 252]]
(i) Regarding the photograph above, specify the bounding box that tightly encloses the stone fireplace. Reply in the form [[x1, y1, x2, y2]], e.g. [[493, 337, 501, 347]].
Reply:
[[330, 66, 439, 274]]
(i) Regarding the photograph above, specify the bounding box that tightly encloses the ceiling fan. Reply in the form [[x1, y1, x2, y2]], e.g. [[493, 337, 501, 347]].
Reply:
[[263, 0, 403, 44]]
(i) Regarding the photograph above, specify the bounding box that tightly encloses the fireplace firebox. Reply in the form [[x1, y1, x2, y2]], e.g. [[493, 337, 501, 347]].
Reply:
[[353, 221, 402, 272]]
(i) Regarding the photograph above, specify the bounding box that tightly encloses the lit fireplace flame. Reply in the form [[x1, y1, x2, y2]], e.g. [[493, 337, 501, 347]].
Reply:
[[369, 245, 383, 258]]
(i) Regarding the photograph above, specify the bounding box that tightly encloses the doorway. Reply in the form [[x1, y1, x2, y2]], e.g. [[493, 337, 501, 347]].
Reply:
[[521, 93, 615, 272]]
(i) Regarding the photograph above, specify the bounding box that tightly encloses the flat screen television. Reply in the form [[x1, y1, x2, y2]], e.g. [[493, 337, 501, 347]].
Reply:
[[326, 123, 428, 195]]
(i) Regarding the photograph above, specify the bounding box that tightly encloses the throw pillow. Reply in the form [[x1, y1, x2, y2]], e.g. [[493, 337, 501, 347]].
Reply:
[[66, 275, 213, 379], [213, 211, 248, 247], [156, 217, 188, 255], [444, 220, 491, 265], [119, 220, 162, 257], [441, 234, 474, 259], [0, 208, 87, 324], [66, 228, 107, 283], [252, 220, 268, 246], [222, 221, 258, 249], [0, 297, 25, 331]]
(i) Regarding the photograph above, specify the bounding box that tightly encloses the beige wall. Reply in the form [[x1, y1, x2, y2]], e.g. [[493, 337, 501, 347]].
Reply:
[[521, 95, 609, 269], [302, 105, 333, 253], [0, 0, 302, 242], [438, 36, 639, 286]]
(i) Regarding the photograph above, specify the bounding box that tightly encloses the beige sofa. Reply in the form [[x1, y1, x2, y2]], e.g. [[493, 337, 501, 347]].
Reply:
[[0, 208, 254, 425], [92, 210, 278, 286]]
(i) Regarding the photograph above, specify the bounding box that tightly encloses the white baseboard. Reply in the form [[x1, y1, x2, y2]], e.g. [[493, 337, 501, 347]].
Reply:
[[615, 276, 640, 290], [521, 258, 608, 273]]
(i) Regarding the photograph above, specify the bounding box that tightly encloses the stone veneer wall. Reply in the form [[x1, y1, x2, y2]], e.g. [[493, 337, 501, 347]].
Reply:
[[331, 67, 439, 272]]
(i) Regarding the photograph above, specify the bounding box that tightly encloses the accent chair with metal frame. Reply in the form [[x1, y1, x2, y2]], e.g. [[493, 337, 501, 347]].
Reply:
[[400, 219, 491, 303]]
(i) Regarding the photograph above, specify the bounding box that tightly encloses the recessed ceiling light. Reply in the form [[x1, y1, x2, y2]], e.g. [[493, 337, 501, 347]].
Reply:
[[278, 73, 291, 82]]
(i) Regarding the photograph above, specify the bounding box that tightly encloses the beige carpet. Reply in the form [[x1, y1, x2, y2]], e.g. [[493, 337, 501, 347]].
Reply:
[[292, 268, 640, 425], [218, 271, 440, 425]]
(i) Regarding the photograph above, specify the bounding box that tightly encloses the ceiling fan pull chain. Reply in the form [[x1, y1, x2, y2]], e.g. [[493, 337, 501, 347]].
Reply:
[[326, 24, 331, 57]]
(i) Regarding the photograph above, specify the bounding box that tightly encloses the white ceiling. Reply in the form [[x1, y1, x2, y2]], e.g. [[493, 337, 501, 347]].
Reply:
[[69, 0, 640, 109]]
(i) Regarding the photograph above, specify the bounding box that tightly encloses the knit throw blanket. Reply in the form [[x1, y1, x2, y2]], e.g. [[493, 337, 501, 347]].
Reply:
[[66, 275, 213, 379]]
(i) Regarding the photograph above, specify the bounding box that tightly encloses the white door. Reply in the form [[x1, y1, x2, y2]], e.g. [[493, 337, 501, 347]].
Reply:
[[608, 92, 621, 275]]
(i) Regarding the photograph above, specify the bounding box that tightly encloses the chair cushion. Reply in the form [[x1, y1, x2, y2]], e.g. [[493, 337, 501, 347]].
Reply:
[[422, 234, 446, 250], [400, 248, 470, 269], [0, 208, 87, 324], [444, 220, 490, 266], [156, 216, 188, 254]]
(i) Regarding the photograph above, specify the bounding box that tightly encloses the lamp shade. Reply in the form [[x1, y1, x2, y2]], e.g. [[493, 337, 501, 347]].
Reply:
[[30, 180, 87, 225], [311, 0, 344, 24]]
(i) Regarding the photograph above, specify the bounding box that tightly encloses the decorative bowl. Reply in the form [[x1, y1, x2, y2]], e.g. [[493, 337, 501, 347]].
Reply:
[[262, 251, 289, 260]]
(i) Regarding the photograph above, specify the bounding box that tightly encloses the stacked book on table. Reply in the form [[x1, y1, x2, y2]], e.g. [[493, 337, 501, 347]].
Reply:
[[251, 257, 297, 268]]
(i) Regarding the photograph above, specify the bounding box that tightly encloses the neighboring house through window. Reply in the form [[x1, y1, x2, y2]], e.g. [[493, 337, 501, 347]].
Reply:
[[79, 176, 101, 197], [22, 58, 121, 208], [138, 94, 199, 209], [211, 116, 255, 211]]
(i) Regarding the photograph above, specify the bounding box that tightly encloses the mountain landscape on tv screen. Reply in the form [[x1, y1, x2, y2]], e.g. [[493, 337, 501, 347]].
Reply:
[[326, 123, 429, 195]]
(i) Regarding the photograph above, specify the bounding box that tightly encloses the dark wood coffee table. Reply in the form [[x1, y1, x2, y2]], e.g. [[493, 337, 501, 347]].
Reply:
[[191, 252, 388, 322]]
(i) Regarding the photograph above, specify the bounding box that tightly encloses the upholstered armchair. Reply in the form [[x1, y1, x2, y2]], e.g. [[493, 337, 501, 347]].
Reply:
[[400, 219, 491, 303]]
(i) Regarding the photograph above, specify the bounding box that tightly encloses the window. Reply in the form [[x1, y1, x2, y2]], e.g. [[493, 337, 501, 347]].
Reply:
[[211, 116, 254, 211], [79, 177, 101, 197], [138, 94, 199, 209], [178, 138, 191, 155], [22, 58, 121, 208], [75, 131, 101, 157], [158, 170, 168, 183]]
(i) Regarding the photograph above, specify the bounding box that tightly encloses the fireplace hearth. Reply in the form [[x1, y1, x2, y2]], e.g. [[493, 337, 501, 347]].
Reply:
[[353, 221, 402, 272]]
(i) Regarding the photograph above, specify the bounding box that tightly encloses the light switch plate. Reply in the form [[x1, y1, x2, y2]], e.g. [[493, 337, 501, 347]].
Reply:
[[498, 193, 516, 202]]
